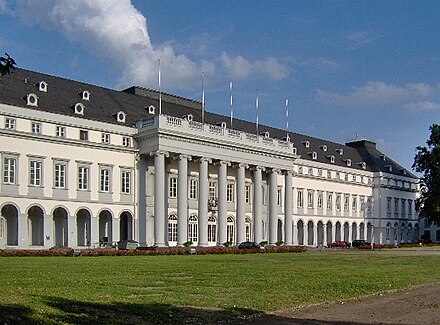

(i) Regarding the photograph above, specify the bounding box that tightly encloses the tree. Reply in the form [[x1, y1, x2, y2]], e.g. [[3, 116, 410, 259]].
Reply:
[[0, 53, 16, 76], [413, 124, 440, 224]]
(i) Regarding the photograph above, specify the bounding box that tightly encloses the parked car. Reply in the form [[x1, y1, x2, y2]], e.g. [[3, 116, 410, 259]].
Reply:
[[351, 239, 371, 248], [328, 240, 348, 248], [238, 241, 261, 250]]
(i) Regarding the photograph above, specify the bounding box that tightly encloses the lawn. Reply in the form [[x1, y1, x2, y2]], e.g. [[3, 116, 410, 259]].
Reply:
[[1, 250, 440, 324]]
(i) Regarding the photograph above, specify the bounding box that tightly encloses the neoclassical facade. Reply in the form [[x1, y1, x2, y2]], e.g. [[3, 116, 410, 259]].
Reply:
[[0, 68, 420, 249]]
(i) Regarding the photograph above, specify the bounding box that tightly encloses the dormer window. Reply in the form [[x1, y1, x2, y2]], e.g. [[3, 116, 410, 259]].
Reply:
[[327, 155, 335, 164], [183, 114, 193, 122], [358, 162, 367, 169], [344, 159, 352, 167], [38, 81, 48, 92], [402, 169, 407, 175], [74, 103, 85, 115], [147, 105, 156, 115], [309, 152, 317, 160], [217, 122, 227, 129], [302, 141, 310, 148], [381, 155, 386, 161], [282, 135, 290, 142], [260, 131, 270, 138], [319, 145, 327, 152], [26, 93, 38, 107], [335, 148, 343, 155], [292, 147, 297, 155], [116, 111, 126, 123], [82, 90, 90, 101], [385, 165, 393, 172]]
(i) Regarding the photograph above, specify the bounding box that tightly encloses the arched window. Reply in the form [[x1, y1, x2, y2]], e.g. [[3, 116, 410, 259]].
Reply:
[[207, 216, 217, 243], [245, 217, 251, 242], [168, 214, 177, 242], [226, 216, 235, 243], [188, 215, 198, 243]]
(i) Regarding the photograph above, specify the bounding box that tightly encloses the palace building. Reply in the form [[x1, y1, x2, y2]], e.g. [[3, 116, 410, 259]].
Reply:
[[0, 68, 420, 249]]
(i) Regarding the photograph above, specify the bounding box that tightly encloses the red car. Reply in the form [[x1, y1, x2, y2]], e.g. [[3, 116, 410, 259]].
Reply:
[[329, 240, 348, 248]]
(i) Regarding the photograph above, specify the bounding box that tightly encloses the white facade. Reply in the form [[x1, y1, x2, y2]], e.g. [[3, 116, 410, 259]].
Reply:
[[0, 69, 420, 249]]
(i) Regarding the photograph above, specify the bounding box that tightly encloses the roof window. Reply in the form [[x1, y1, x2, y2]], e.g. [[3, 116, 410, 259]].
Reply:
[[385, 165, 393, 172], [183, 114, 193, 122], [26, 93, 38, 107], [261, 131, 270, 138], [358, 162, 367, 169], [309, 152, 317, 160], [282, 135, 290, 142], [147, 105, 156, 115], [335, 148, 343, 155], [302, 141, 310, 148], [82, 90, 90, 101], [217, 122, 227, 129], [319, 145, 327, 152], [327, 155, 335, 164], [344, 159, 352, 167], [74, 103, 85, 115], [38, 81, 48, 92], [116, 111, 126, 123], [292, 147, 297, 155]]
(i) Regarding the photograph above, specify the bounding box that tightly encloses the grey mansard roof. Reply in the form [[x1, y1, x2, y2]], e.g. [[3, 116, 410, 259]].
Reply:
[[0, 68, 416, 178]]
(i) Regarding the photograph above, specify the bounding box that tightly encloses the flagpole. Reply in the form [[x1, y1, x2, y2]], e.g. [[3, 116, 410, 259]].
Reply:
[[285, 98, 289, 141], [256, 90, 259, 136], [230, 81, 233, 129], [201, 72, 205, 125], [158, 59, 162, 115]]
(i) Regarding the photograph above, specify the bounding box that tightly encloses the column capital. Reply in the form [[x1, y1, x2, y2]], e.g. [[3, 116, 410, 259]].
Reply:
[[150, 150, 169, 158], [213, 160, 231, 167], [195, 157, 212, 164], [250, 165, 266, 172], [173, 154, 192, 161], [283, 169, 294, 176], [233, 162, 249, 169], [270, 168, 281, 174]]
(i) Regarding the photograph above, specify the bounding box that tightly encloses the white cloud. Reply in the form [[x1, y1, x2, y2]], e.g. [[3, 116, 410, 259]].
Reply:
[[343, 30, 382, 50], [4, 0, 289, 89], [317, 81, 440, 107], [404, 101, 440, 111]]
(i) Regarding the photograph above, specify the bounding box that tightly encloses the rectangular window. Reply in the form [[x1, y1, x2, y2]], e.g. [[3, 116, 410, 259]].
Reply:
[[0, 218, 3, 238], [401, 199, 406, 217], [327, 192, 333, 210], [122, 137, 131, 147], [245, 185, 251, 204], [336, 194, 341, 211], [227, 183, 234, 202], [394, 198, 399, 216], [56, 126, 66, 138], [360, 196, 366, 212], [101, 133, 110, 144], [189, 179, 198, 199], [408, 200, 412, 215], [30, 160, 42, 186], [169, 177, 177, 198], [54, 163, 66, 188], [344, 194, 350, 211], [5, 118, 16, 130], [78, 166, 89, 190], [31, 122, 42, 134], [317, 192, 323, 209], [262, 186, 266, 205], [277, 188, 282, 206], [367, 197, 372, 213], [79, 130, 88, 141], [100, 168, 110, 192], [3, 157, 16, 184], [307, 191, 314, 208], [297, 190, 303, 208], [121, 171, 131, 194], [387, 197, 392, 214], [352, 196, 357, 212], [209, 181, 217, 201]]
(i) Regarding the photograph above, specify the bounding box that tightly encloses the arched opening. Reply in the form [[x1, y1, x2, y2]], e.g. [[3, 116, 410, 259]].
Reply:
[[352, 222, 357, 241], [168, 214, 178, 243], [307, 221, 314, 246], [1, 204, 18, 246], [120, 211, 133, 241], [393, 222, 399, 243], [317, 221, 324, 245], [207, 215, 217, 244], [245, 217, 252, 242], [53, 207, 68, 247], [188, 215, 198, 244], [367, 222, 373, 242], [343, 222, 349, 242], [226, 216, 235, 244], [359, 222, 365, 240], [401, 222, 406, 243], [297, 220, 304, 245], [76, 209, 91, 246], [277, 219, 283, 243], [407, 224, 413, 243], [99, 210, 113, 246], [335, 221, 341, 241], [326, 221, 332, 245], [28, 206, 44, 246]]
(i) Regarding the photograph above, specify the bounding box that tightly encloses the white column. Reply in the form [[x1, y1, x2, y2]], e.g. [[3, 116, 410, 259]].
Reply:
[[323, 225, 327, 246], [68, 215, 76, 247], [348, 223, 352, 244], [268, 169, 279, 245], [331, 223, 336, 244], [112, 217, 119, 244], [18, 213, 27, 248], [44, 214, 53, 248], [292, 219, 298, 245], [152, 150, 168, 247], [136, 155, 147, 246], [315, 224, 319, 246], [236, 163, 247, 244], [177, 154, 191, 246], [304, 222, 309, 246], [218, 161, 229, 245], [252, 166, 264, 244], [284, 171, 293, 245], [91, 216, 99, 247], [198, 157, 211, 246]]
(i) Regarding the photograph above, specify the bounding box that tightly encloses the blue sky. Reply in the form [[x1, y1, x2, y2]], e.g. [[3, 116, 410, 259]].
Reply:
[[1, 0, 440, 171]]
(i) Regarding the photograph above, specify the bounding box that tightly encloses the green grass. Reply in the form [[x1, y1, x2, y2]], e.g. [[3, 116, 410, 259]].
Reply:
[[1, 250, 440, 324]]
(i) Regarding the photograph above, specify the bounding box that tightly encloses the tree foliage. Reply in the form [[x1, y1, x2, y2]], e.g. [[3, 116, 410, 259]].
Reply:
[[0, 53, 16, 76], [413, 124, 440, 224]]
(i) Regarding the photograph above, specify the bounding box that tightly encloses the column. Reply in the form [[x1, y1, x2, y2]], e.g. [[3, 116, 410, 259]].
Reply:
[[323, 225, 327, 246], [198, 157, 211, 246], [252, 166, 264, 244], [91, 216, 99, 247], [268, 169, 279, 245], [331, 223, 336, 244], [152, 150, 168, 247], [136, 155, 147, 246], [348, 223, 352, 244], [217, 161, 229, 245], [43, 214, 53, 248], [177, 154, 191, 246], [304, 221, 309, 246], [68, 215, 76, 247], [315, 224, 319, 246], [284, 171, 293, 245], [292, 219, 298, 245], [236, 163, 247, 244], [18, 213, 27, 248], [112, 216, 120, 243]]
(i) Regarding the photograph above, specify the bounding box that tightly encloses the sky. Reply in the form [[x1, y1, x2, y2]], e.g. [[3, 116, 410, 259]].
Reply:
[[1, 0, 440, 172]]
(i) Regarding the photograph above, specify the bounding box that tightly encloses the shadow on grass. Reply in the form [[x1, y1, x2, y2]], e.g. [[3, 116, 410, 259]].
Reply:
[[0, 297, 382, 325]]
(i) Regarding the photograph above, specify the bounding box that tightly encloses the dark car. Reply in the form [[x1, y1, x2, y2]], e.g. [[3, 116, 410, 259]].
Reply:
[[238, 241, 261, 249], [352, 239, 371, 248], [328, 240, 348, 248]]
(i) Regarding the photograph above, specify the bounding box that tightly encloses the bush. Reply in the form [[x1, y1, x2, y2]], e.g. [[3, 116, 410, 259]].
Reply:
[[275, 240, 284, 246], [223, 241, 233, 247], [259, 241, 268, 247], [183, 241, 193, 247]]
